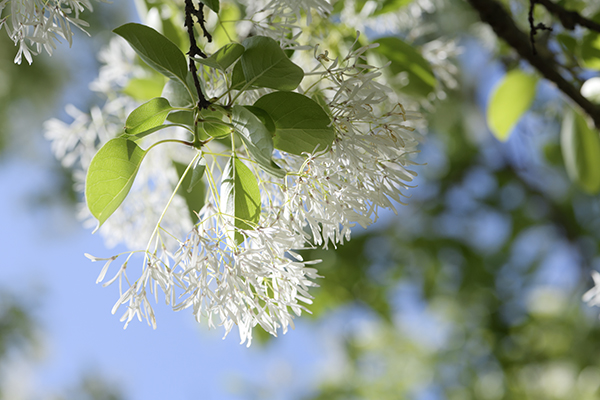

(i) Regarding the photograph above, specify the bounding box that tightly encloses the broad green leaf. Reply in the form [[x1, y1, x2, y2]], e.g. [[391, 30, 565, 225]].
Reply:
[[167, 110, 194, 125], [174, 158, 206, 223], [125, 97, 174, 136], [373, 37, 436, 97], [201, 118, 231, 138], [487, 70, 538, 141], [203, 0, 219, 13], [231, 61, 246, 89], [220, 157, 261, 244], [238, 36, 304, 91], [232, 105, 284, 178], [244, 106, 276, 134], [114, 23, 188, 86], [195, 43, 244, 70], [162, 78, 194, 107], [187, 157, 207, 193], [86, 138, 147, 229], [561, 109, 600, 194], [123, 77, 166, 102], [581, 32, 600, 70], [199, 107, 231, 138], [253, 92, 335, 155]]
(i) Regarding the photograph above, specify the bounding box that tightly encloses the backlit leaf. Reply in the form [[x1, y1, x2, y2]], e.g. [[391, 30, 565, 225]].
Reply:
[[237, 36, 304, 91], [487, 70, 538, 141], [253, 92, 335, 155], [231, 105, 284, 178], [86, 138, 147, 230], [125, 97, 174, 136], [195, 43, 244, 70], [114, 23, 188, 86], [220, 157, 262, 244], [561, 109, 600, 194]]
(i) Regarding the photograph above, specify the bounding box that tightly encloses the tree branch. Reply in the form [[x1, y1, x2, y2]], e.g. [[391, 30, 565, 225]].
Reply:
[[184, 0, 211, 110], [466, 0, 600, 130], [535, 0, 600, 32]]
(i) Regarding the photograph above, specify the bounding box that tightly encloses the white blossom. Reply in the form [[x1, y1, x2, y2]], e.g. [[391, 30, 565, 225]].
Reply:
[[45, 0, 422, 345], [0, 0, 97, 64]]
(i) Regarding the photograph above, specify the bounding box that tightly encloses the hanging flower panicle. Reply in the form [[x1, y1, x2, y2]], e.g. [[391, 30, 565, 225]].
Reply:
[[44, 0, 422, 345]]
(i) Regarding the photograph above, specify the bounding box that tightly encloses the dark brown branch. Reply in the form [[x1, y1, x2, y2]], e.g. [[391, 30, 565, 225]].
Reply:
[[466, 0, 600, 131], [535, 0, 600, 32], [184, 0, 210, 110], [528, 0, 552, 55]]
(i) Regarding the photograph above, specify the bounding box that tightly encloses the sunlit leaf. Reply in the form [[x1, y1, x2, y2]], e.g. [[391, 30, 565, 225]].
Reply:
[[220, 156, 261, 243], [194, 43, 244, 70], [561, 109, 600, 194], [253, 91, 335, 155], [125, 97, 174, 136], [86, 138, 147, 230], [113, 23, 189, 86], [231, 105, 284, 178], [487, 70, 538, 141], [237, 36, 304, 91]]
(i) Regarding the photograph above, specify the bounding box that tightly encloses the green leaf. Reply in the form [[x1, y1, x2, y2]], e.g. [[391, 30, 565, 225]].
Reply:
[[237, 36, 304, 91], [487, 70, 538, 141], [231, 60, 246, 89], [122, 77, 166, 102], [199, 107, 231, 138], [167, 110, 194, 125], [203, 0, 219, 13], [561, 109, 600, 194], [114, 23, 189, 86], [187, 157, 207, 193], [581, 32, 600, 70], [220, 157, 262, 244], [86, 138, 147, 229], [253, 92, 335, 155], [125, 97, 175, 136], [232, 105, 285, 178], [174, 158, 206, 223], [373, 37, 436, 97], [244, 106, 276, 134], [195, 43, 244, 70], [162, 78, 194, 107]]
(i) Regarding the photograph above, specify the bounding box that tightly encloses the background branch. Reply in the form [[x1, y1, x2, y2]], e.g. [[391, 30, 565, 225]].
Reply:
[[466, 0, 600, 130], [535, 0, 600, 32]]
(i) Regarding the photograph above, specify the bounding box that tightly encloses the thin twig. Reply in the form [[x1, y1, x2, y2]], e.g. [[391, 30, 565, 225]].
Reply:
[[528, 0, 552, 56], [184, 0, 211, 110]]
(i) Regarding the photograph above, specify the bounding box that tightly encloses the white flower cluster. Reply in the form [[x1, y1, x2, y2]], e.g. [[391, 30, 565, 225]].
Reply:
[[0, 0, 95, 64], [45, 0, 421, 345]]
